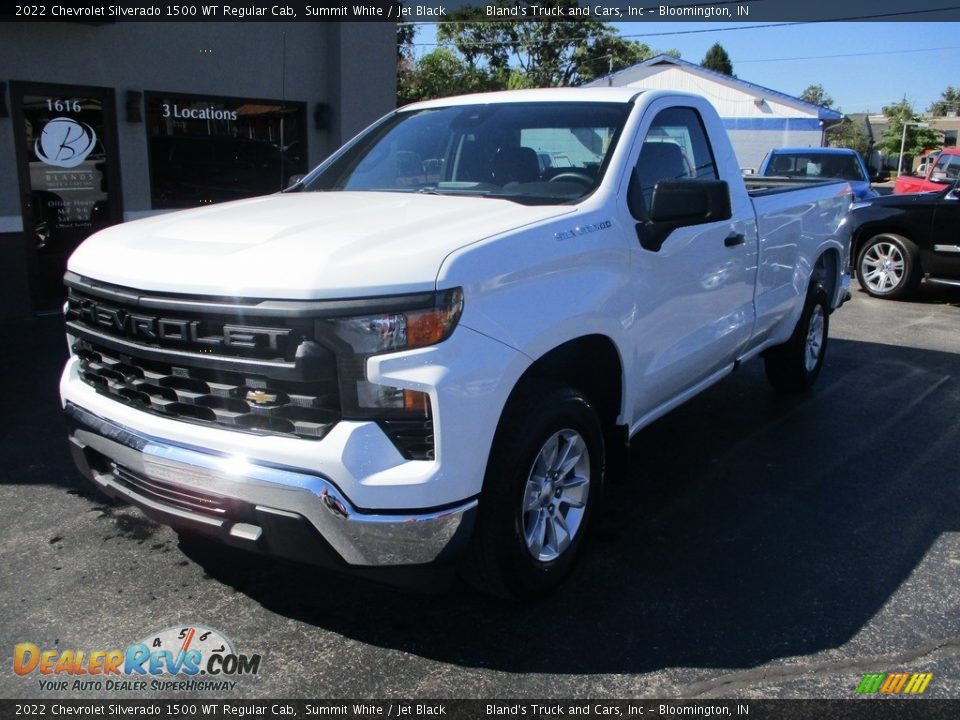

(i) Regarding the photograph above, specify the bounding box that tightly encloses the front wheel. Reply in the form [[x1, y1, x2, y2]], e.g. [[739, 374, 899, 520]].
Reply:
[[856, 233, 921, 299], [764, 282, 830, 393], [466, 381, 604, 599]]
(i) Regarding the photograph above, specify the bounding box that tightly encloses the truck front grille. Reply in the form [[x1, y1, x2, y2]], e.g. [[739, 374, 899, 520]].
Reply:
[[65, 273, 341, 442], [74, 340, 338, 440], [64, 273, 438, 459]]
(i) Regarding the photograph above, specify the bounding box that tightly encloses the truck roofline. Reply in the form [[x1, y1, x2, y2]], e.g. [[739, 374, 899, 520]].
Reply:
[[399, 87, 674, 111]]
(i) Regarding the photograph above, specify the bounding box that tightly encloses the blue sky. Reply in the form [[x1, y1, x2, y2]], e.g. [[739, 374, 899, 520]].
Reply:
[[409, 22, 955, 114]]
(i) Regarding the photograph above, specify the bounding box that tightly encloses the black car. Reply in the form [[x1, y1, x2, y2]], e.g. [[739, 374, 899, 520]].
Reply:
[[850, 182, 960, 299]]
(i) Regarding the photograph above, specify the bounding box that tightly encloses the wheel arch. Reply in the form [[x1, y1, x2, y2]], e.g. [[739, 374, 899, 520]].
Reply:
[[812, 247, 841, 308], [495, 334, 627, 481]]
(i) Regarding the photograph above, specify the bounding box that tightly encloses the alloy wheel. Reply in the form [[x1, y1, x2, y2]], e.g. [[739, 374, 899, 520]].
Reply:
[[520, 429, 591, 563]]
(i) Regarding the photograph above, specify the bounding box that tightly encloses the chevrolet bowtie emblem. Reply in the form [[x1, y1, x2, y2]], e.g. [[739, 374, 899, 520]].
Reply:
[[246, 390, 278, 405]]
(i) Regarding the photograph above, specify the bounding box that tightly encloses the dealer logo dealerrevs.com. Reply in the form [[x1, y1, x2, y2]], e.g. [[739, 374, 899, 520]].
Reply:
[[13, 625, 261, 692], [856, 672, 933, 695]]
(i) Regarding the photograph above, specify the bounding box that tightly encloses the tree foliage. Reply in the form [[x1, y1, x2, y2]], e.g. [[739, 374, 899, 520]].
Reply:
[[397, 9, 415, 62], [423, 1, 669, 89], [800, 84, 834, 109], [396, 13, 417, 105], [928, 86, 960, 117], [700, 43, 733, 76], [877, 98, 942, 158], [825, 117, 871, 157], [398, 48, 505, 106]]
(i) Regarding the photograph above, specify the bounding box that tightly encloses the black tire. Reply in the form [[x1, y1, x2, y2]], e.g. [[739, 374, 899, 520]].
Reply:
[[466, 380, 604, 599], [764, 282, 830, 393], [855, 233, 921, 299]]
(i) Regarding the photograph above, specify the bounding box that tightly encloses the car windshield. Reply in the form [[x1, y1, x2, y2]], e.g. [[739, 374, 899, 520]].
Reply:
[[763, 152, 867, 182], [299, 102, 632, 205]]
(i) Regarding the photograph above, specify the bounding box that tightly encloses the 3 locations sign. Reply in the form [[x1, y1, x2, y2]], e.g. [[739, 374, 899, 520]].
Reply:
[[144, 92, 306, 209]]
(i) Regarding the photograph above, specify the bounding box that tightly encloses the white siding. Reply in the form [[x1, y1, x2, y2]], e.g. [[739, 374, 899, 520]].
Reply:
[[614, 67, 819, 120], [731, 130, 824, 172]]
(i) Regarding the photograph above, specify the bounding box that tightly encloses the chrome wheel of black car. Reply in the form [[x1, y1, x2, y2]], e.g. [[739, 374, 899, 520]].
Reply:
[[856, 233, 921, 300]]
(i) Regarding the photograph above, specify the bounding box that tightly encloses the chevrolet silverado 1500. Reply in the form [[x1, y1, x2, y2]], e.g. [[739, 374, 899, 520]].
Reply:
[[61, 88, 852, 597]]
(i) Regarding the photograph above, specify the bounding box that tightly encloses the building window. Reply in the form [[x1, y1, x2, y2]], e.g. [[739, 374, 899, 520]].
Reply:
[[944, 130, 957, 148], [145, 92, 307, 209]]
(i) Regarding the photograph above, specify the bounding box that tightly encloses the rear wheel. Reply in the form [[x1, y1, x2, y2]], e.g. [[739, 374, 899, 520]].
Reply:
[[765, 282, 830, 393], [856, 233, 921, 299], [467, 381, 603, 599]]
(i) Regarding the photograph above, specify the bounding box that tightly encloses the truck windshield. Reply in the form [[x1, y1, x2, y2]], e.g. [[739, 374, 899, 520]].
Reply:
[[300, 102, 632, 204], [763, 152, 866, 182]]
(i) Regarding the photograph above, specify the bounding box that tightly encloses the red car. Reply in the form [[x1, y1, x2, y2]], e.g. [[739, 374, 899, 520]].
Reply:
[[894, 147, 960, 194]]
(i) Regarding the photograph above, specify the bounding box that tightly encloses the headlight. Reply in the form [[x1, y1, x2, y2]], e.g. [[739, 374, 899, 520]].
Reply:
[[329, 287, 463, 356], [321, 288, 463, 417]]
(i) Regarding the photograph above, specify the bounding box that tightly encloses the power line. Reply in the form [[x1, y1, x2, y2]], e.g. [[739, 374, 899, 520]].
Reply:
[[403, 34, 959, 70], [400, 5, 960, 47], [402, 21, 802, 47], [735, 45, 960, 64], [617, 5, 960, 37]]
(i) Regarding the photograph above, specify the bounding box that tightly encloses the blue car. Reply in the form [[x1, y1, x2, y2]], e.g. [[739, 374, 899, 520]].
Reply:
[[758, 147, 879, 201]]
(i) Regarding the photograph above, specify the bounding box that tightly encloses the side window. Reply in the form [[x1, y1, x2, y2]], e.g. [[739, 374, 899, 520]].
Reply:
[[945, 156, 960, 181], [635, 107, 719, 208], [932, 154, 952, 178]]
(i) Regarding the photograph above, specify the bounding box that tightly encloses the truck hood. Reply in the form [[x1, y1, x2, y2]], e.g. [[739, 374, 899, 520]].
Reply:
[[68, 192, 575, 298]]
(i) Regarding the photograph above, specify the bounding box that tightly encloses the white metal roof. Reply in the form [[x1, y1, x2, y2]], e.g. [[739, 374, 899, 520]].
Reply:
[[584, 55, 843, 121]]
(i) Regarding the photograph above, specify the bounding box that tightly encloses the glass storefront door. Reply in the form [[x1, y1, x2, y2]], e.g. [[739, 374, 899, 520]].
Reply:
[[11, 82, 122, 312]]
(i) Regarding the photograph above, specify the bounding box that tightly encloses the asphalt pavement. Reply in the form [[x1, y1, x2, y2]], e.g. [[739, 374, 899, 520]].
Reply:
[[1, 282, 959, 700]]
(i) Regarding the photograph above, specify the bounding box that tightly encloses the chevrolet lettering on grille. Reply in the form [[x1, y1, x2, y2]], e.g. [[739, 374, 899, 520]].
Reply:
[[66, 296, 293, 353]]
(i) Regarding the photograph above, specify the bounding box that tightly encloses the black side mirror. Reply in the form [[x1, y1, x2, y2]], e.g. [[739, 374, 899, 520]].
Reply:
[[630, 178, 732, 252]]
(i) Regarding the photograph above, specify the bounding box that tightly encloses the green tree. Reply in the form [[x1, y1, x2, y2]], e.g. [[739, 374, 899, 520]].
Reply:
[[825, 117, 871, 157], [700, 43, 733, 76], [928, 86, 960, 116], [576, 39, 677, 85], [437, 1, 668, 88], [800, 84, 834, 109], [396, 13, 417, 106], [397, 48, 499, 106], [877, 98, 942, 165], [396, 11, 415, 62]]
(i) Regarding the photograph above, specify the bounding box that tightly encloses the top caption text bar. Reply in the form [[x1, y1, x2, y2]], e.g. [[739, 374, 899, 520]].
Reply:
[[4, 1, 960, 23]]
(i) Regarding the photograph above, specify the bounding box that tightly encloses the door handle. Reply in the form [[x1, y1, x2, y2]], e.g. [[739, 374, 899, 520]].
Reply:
[[724, 233, 746, 247]]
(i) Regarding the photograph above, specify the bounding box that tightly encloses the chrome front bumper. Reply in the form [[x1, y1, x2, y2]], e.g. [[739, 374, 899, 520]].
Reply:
[[65, 403, 477, 568]]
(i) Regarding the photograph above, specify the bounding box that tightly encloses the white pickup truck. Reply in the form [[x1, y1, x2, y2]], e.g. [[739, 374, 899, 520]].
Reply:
[[61, 89, 851, 597]]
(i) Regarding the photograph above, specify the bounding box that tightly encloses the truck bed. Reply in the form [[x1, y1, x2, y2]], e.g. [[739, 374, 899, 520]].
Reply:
[[744, 175, 846, 197]]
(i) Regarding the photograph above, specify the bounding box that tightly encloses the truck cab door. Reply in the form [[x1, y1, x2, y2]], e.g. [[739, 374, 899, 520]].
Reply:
[[618, 101, 758, 421], [927, 183, 960, 278]]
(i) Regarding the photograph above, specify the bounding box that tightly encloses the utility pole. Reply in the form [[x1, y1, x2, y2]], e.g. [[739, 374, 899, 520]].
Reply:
[[898, 121, 930, 176]]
